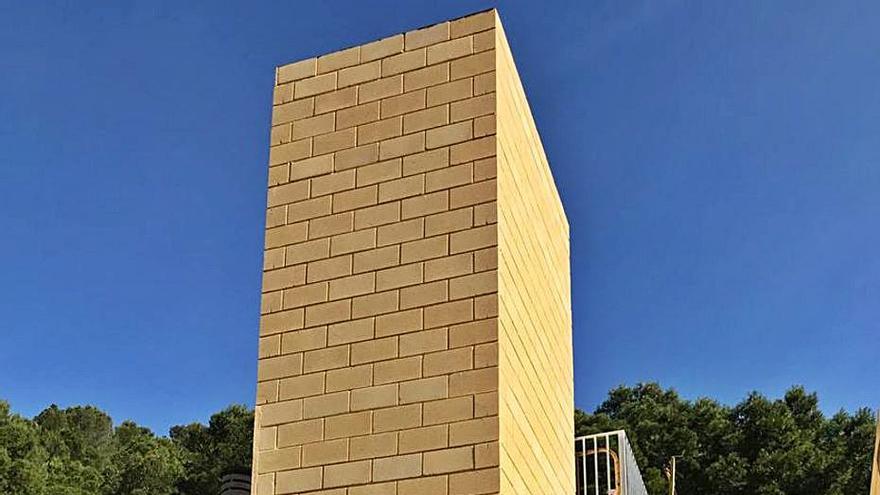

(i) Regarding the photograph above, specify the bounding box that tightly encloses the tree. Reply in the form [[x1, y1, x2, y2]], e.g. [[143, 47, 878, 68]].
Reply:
[[576, 383, 876, 495], [0, 386, 873, 495], [105, 421, 184, 495], [0, 401, 46, 495], [34, 404, 114, 495], [170, 404, 253, 495]]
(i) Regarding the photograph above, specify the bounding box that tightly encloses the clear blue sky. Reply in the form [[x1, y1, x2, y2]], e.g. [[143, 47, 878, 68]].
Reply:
[[1, 1, 878, 435]]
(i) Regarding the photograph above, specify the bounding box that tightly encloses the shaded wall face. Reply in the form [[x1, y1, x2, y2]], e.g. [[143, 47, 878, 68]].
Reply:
[[495, 21, 574, 495], [255, 11, 501, 495]]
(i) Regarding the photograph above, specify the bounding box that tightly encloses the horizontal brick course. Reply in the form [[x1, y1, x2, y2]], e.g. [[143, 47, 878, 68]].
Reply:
[[338, 60, 381, 88], [277, 58, 316, 84], [362, 35, 404, 62], [277, 418, 323, 447], [325, 364, 372, 393], [350, 432, 397, 461], [296, 72, 337, 99]]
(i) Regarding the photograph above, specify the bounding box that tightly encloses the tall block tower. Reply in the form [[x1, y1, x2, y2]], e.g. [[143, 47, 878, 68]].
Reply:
[[253, 10, 572, 495]]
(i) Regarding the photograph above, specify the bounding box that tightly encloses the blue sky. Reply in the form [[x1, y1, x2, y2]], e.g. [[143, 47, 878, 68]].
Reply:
[[1, 1, 877, 434]]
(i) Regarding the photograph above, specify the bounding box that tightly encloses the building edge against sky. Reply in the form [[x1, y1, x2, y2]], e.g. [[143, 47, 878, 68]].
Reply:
[[495, 13, 573, 495], [252, 10, 572, 495]]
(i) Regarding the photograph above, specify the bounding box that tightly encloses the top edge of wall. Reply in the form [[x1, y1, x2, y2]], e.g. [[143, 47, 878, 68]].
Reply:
[[274, 7, 499, 75]]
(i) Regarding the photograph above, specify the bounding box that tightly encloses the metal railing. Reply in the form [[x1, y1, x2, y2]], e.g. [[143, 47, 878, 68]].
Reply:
[[575, 430, 648, 495]]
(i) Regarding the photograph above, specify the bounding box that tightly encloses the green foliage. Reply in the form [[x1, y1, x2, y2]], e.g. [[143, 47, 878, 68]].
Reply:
[[0, 401, 251, 495], [36, 404, 113, 494], [576, 383, 876, 495], [0, 401, 47, 495], [170, 405, 254, 495], [105, 421, 184, 495], [0, 385, 872, 495]]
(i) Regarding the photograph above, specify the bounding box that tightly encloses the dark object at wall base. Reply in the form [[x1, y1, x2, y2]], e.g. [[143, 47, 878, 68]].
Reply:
[[220, 473, 251, 495]]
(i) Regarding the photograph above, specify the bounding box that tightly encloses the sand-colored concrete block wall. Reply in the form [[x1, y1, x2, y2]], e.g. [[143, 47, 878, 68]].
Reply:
[[495, 16, 574, 495], [252, 10, 571, 495], [254, 10, 500, 495]]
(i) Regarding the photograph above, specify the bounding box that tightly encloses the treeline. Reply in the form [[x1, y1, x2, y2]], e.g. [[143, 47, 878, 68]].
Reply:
[[1, 384, 875, 494], [576, 383, 876, 495], [0, 402, 252, 495]]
